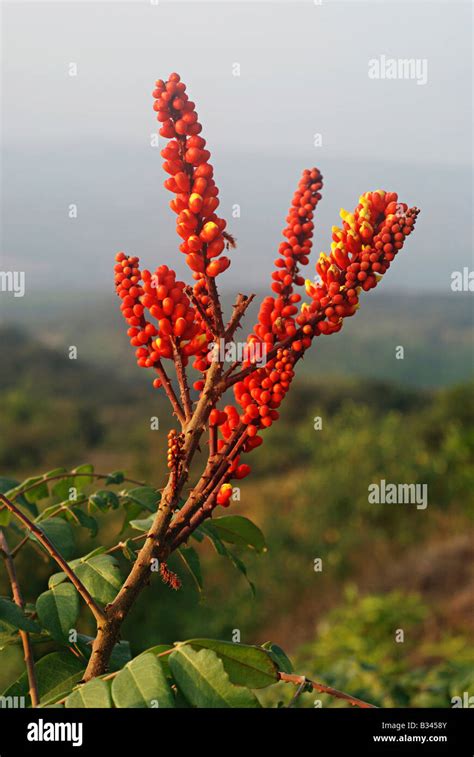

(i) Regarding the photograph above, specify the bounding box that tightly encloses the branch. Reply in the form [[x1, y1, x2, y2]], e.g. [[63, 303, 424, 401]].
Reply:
[[0, 530, 39, 707], [209, 423, 217, 459], [82, 359, 226, 681], [166, 424, 245, 545], [278, 672, 376, 709], [224, 293, 255, 342], [223, 311, 322, 389], [153, 360, 186, 427], [2, 471, 145, 506], [172, 340, 193, 421], [205, 274, 225, 338], [0, 493, 106, 624]]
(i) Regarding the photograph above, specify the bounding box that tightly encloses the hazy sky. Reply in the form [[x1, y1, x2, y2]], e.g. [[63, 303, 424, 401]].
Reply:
[[1, 0, 472, 294]]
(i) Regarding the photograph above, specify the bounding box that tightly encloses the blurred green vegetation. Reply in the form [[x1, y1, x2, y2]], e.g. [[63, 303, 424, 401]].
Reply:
[[258, 590, 474, 707], [0, 325, 472, 706]]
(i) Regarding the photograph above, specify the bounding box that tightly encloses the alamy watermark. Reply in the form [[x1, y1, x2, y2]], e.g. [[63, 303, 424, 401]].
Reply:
[[451, 268, 473, 292], [0, 271, 25, 297], [368, 479, 428, 510], [27, 719, 83, 748], [0, 695, 26, 708], [368, 55, 428, 86], [208, 339, 268, 367]]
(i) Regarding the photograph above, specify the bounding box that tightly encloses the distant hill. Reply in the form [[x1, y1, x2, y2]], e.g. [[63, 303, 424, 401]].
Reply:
[[1, 290, 472, 388]]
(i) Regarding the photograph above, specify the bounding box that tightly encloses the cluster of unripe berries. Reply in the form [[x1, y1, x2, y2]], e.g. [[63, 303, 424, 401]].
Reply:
[[153, 73, 230, 280], [167, 429, 185, 471]]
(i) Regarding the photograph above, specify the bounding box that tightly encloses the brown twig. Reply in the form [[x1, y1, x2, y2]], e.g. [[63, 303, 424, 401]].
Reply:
[[167, 426, 247, 551], [0, 493, 106, 624], [82, 359, 225, 681], [224, 293, 255, 342], [10, 535, 28, 557], [166, 424, 245, 545], [172, 340, 193, 421], [3, 471, 145, 506], [287, 679, 308, 708], [209, 423, 217, 459], [278, 672, 376, 709], [0, 530, 40, 707], [205, 274, 225, 338], [153, 361, 186, 426]]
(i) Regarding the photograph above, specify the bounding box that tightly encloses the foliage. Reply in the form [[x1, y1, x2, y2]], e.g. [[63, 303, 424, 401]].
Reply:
[[259, 591, 474, 708]]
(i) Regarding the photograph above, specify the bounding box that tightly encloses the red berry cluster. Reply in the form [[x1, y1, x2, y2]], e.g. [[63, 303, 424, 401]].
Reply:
[[115, 74, 420, 519], [141, 264, 205, 361], [114, 252, 152, 358], [271, 169, 323, 304], [253, 168, 323, 348], [114, 254, 207, 388], [153, 73, 230, 280], [232, 347, 295, 437], [226, 170, 323, 437], [304, 191, 420, 336], [229, 191, 419, 440], [209, 407, 252, 493]]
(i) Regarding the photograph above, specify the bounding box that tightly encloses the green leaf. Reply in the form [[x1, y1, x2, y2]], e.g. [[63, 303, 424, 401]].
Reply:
[[19, 476, 49, 504], [74, 635, 131, 672], [184, 639, 279, 688], [129, 514, 154, 532], [48, 547, 107, 588], [1, 651, 84, 707], [137, 645, 172, 675], [45, 468, 68, 479], [198, 522, 256, 595], [0, 597, 40, 645], [67, 507, 98, 536], [0, 478, 16, 524], [105, 471, 125, 485], [123, 487, 160, 512], [112, 654, 175, 708], [35, 499, 78, 522], [261, 642, 293, 674], [72, 464, 94, 491], [74, 555, 122, 606], [211, 515, 266, 553], [169, 645, 261, 708], [44, 468, 74, 500], [120, 501, 144, 534], [65, 678, 112, 708], [0, 476, 38, 517], [0, 477, 21, 496], [49, 554, 121, 605], [30, 517, 76, 560], [227, 552, 255, 596], [120, 539, 138, 562], [109, 640, 132, 672], [88, 489, 120, 513], [177, 547, 203, 592], [36, 584, 79, 642]]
